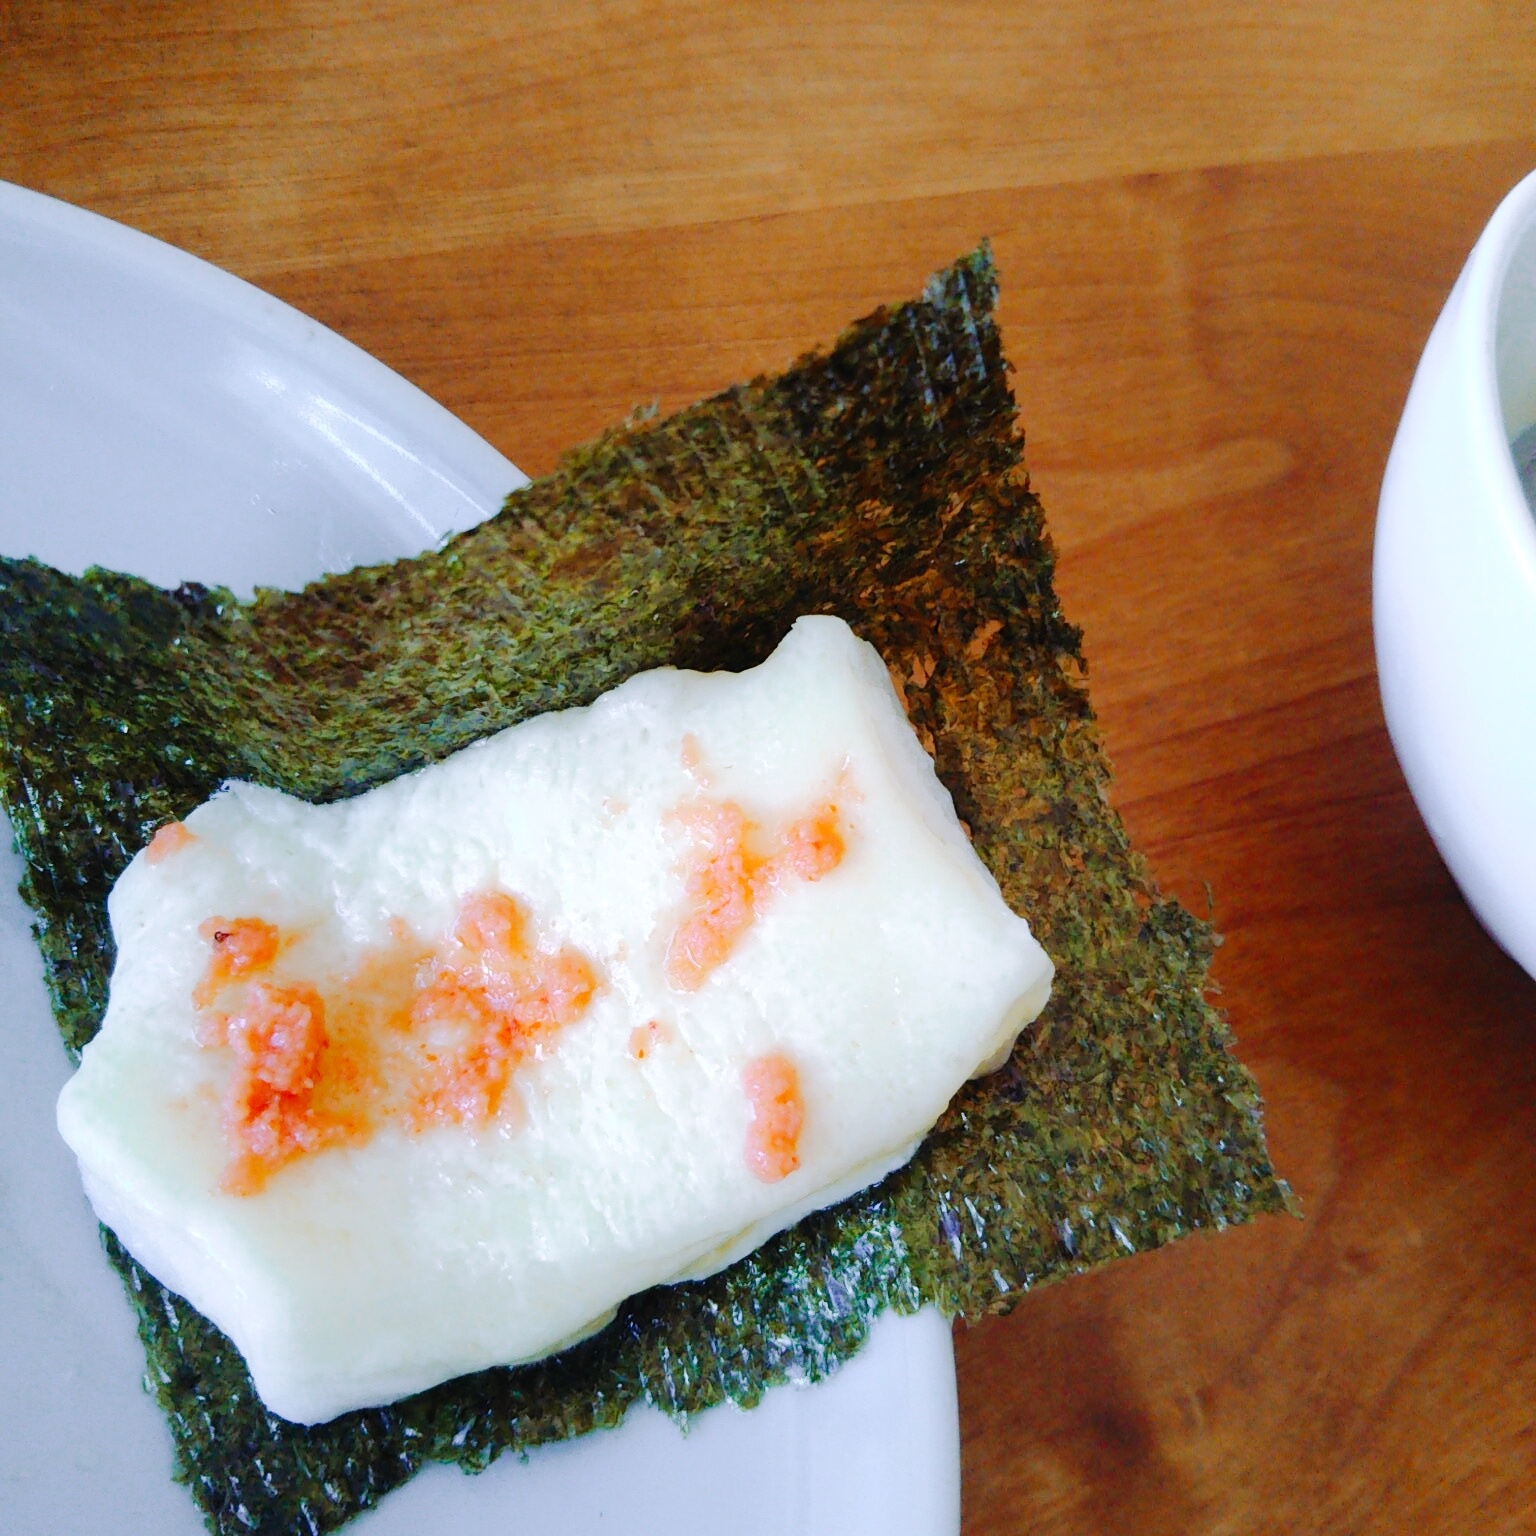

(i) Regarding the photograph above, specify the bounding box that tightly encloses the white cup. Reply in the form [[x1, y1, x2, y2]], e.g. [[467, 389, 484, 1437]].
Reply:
[[1375, 167, 1536, 978]]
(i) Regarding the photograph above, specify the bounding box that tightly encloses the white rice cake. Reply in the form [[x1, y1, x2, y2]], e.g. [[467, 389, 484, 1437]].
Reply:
[[56, 615, 1053, 1424]]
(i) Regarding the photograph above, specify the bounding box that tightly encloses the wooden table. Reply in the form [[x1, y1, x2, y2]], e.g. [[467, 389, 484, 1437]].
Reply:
[[6, 5, 1536, 1530]]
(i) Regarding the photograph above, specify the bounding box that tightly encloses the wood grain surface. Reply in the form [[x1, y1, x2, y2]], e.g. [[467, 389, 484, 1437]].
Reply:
[[6, 5, 1536, 1531]]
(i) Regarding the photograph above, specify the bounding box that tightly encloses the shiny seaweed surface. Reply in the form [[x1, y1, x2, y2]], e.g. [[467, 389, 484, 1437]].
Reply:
[[0, 248, 1289, 1535]]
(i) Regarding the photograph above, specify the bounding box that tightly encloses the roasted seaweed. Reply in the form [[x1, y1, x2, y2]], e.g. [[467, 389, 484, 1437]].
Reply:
[[0, 247, 1289, 1536]]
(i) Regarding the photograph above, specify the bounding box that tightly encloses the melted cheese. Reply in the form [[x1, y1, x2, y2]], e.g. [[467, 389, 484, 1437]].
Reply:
[[56, 616, 1052, 1424]]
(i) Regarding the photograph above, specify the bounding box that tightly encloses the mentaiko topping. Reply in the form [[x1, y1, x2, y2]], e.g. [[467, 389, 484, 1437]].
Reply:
[[56, 615, 1053, 1425], [144, 819, 197, 864], [666, 788, 847, 991], [193, 915, 280, 1008], [191, 891, 598, 1193], [742, 1053, 803, 1182]]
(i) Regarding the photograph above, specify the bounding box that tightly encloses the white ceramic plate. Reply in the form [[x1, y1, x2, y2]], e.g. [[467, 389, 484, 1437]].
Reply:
[[0, 181, 959, 1536]]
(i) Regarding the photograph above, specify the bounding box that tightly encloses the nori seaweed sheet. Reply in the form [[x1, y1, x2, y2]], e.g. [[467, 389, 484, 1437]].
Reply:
[[0, 248, 1289, 1535]]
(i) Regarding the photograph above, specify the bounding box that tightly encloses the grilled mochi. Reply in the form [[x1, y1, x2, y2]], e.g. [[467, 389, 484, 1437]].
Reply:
[[56, 616, 1053, 1424]]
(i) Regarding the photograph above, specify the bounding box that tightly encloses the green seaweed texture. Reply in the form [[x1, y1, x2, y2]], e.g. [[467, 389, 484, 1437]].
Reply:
[[0, 248, 1289, 1535]]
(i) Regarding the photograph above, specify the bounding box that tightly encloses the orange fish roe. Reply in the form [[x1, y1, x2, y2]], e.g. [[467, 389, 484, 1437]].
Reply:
[[628, 1018, 672, 1060], [193, 917, 280, 1009], [742, 1053, 803, 1182], [408, 892, 596, 1128], [679, 732, 706, 776], [192, 891, 596, 1192], [774, 805, 845, 885], [220, 982, 331, 1195], [145, 820, 197, 864], [666, 790, 848, 991], [666, 800, 760, 991]]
